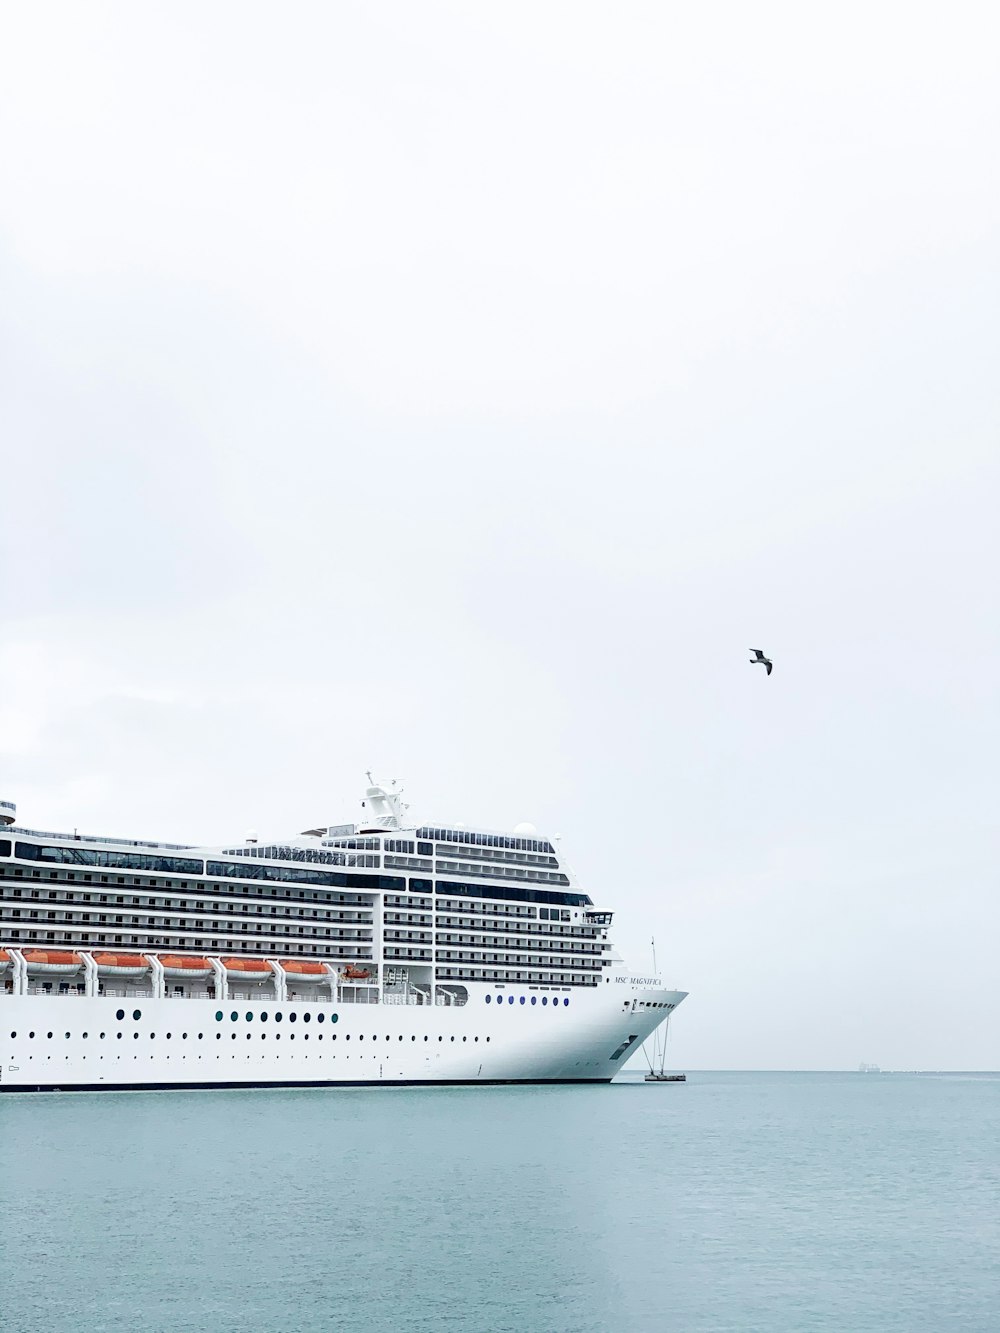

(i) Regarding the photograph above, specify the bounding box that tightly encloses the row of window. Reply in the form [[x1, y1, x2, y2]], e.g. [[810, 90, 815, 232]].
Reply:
[[6, 1029, 493, 1044], [416, 828, 556, 855], [486, 994, 570, 1007], [221, 844, 377, 866]]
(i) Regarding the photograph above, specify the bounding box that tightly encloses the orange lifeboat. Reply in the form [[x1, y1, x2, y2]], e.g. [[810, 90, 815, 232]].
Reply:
[[0, 948, 10, 973], [281, 960, 328, 983], [158, 954, 213, 980], [342, 964, 372, 981], [222, 956, 272, 979], [94, 952, 150, 978], [23, 949, 82, 975]]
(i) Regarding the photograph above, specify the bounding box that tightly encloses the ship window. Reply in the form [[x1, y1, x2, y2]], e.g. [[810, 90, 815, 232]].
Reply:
[[245, 1012, 253, 1022], [485, 994, 491, 1003], [302, 1012, 311, 1023], [260, 1012, 268, 1023], [132, 1009, 141, 1020], [542, 997, 548, 1005], [117, 1032, 123, 1039], [331, 1013, 338, 1023], [116, 1009, 125, 1020], [507, 995, 514, 1004], [519, 996, 525, 1005], [316, 1013, 324, 1024], [274, 1012, 282, 1023], [289, 1012, 297, 1023], [230, 1011, 238, 1021], [215, 1011, 223, 1021]]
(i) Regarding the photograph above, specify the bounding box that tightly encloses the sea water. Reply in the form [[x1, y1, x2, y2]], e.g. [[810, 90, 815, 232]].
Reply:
[[1, 1071, 997, 1333]]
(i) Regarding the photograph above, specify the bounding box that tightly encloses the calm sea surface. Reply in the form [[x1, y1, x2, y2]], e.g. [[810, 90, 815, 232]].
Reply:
[[1, 1071, 998, 1333]]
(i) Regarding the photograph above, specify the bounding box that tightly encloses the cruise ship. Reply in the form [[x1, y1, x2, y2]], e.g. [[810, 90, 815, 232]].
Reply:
[[0, 781, 687, 1091]]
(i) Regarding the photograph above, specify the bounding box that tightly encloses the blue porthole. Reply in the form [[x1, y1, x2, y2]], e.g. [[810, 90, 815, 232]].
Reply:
[[116, 1009, 125, 1021], [485, 994, 492, 1004], [508, 995, 514, 1005], [331, 1013, 338, 1024], [215, 1011, 223, 1021], [519, 996, 526, 1005], [274, 1012, 283, 1023], [260, 1011, 268, 1022], [563, 997, 569, 1006], [317, 1013, 325, 1023], [230, 1011, 238, 1021], [542, 997, 548, 1006], [245, 1012, 253, 1021], [531, 997, 537, 1005], [132, 1009, 142, 1020]]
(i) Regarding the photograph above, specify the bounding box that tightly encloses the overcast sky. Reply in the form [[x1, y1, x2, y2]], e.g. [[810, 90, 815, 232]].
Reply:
[[1, 2, 998, 1070]]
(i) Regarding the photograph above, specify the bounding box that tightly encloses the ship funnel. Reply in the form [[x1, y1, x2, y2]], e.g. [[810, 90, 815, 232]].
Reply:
[[360, 775, 406, 830]]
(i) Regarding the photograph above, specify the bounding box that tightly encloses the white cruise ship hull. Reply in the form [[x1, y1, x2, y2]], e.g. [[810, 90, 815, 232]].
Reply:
[[1, 981, 686, 1092]]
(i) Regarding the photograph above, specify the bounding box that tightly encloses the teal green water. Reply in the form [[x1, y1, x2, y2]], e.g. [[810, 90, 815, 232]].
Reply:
[[1, 1072, 998, 1332]]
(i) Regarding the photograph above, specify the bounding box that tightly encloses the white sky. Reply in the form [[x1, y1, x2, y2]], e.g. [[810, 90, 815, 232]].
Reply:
[[1, 1, 997, 1069]]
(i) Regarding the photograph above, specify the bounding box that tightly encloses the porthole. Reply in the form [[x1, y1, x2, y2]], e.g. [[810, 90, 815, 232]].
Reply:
[[260, 1012, 268, 1023], [231, 1033, 237, 1041], [331, 1013, 338, 1024], [474, 1036, 479, 1042], [117, 1032, 123, 1040], [230, 1012, 238, 1022], [563, 998, 570, 1006], [359, 1034, 364, 1041], [215, 1011, 223, 1022], [438, 1036, 442, 1042], [485, 994, 492, 1004], [450, 1036, 455, 1042], [82, 1032, 89, 1039], [303, 1012, 311, 1023], [542, 997, 548, 1006], [462, 1036, 467, 1042], [182, 1033, 188, 1040], [47, 1032, 53, 1039], [411, 1035, 416, 1041], [316, 1013, 325, 1024], [507, 996, 514, 1005], [531, 997, 537, 1005], [274, 1012, 283, 1023], [519, 996, 525, 1005], [245, 1012, 253, 1022], [423, 1035, 428, 1042], [289, 1012, 297, 1024], [132, 1009, 141, 1020], [216, 1033, 222, 1041], [116, 1009, 125, 1021]]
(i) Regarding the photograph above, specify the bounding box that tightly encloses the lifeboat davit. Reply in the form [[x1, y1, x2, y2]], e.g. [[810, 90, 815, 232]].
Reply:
[[94, 952, 150, 978], [23, 949, 82, 975], [222, 957, 272, 980], [0, 949, 10, 974], [158, 954, 213, 980], [281, 960, 328, 983]]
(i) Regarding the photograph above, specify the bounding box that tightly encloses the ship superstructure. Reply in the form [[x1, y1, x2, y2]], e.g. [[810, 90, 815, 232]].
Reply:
[[0, 781, 686, 1091]]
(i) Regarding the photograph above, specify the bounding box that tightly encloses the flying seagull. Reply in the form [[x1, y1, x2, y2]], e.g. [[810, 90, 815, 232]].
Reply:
[[749, 648, 773, 676]]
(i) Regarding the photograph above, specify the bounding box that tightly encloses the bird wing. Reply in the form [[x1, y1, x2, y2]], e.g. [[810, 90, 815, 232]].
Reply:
[[750, 649, 763, 660], [765, 661, 772, 675]]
